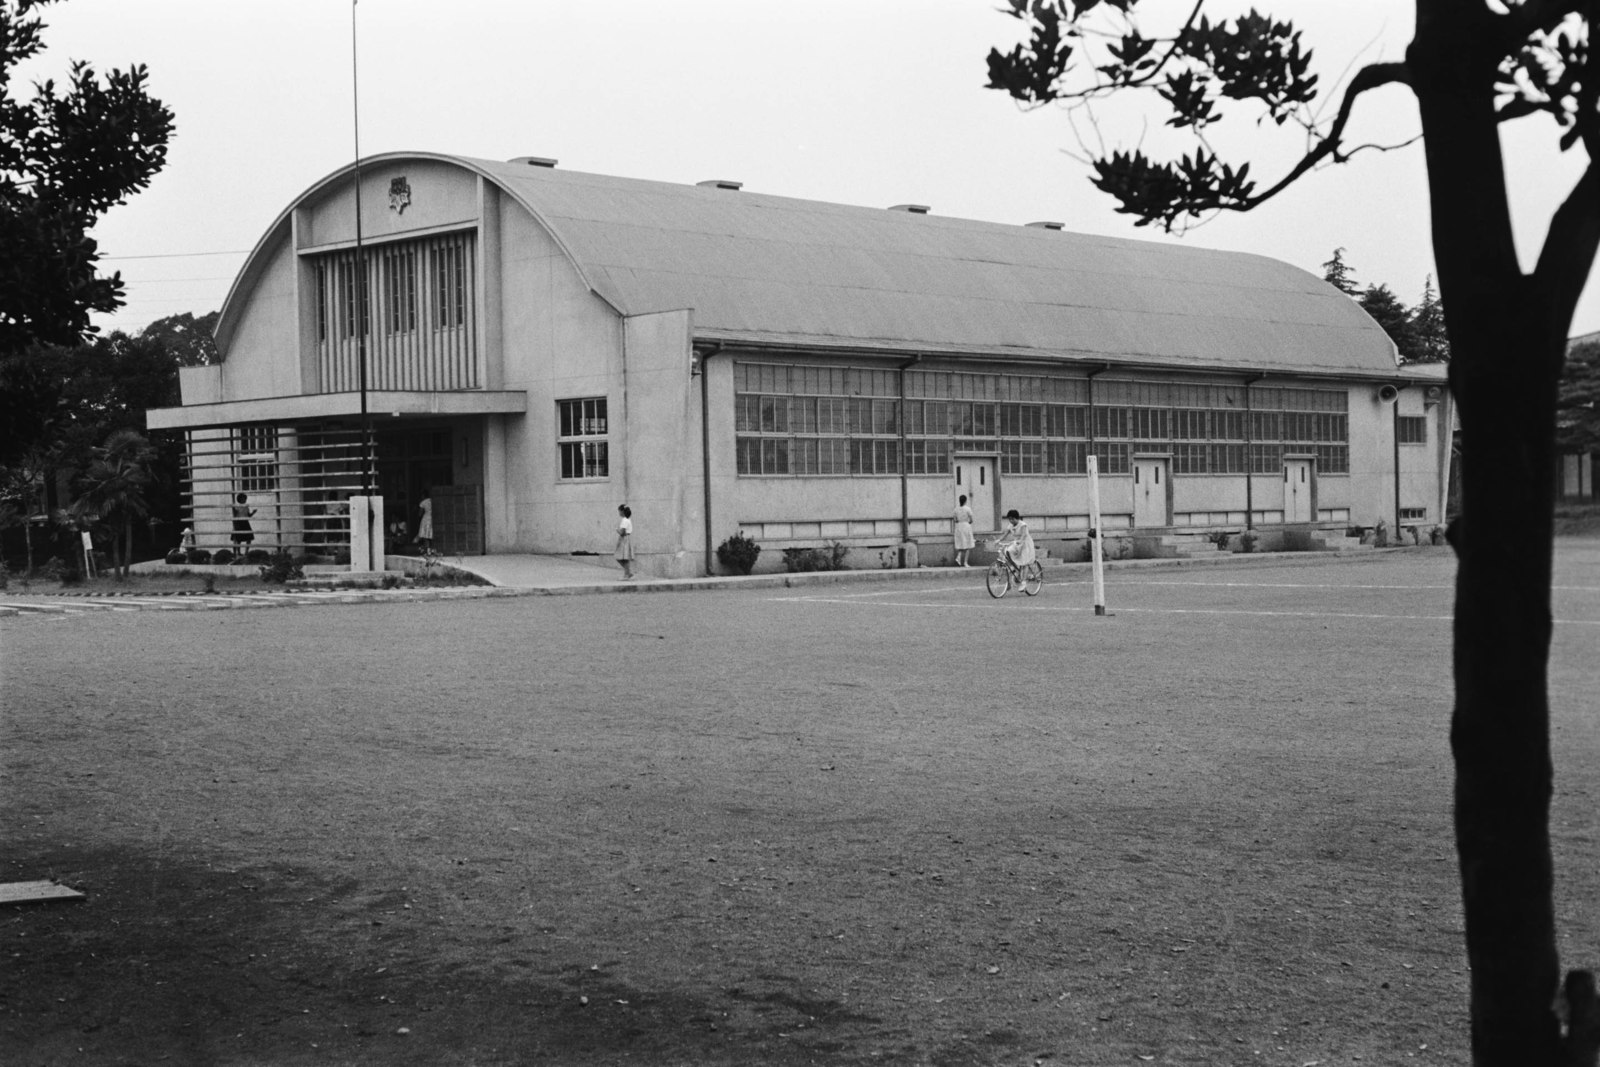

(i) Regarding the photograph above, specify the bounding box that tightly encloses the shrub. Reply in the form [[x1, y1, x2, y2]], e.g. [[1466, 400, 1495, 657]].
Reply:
[[35, 557, 66, 583], [211, 548, 234, 565], [380, 572, 404, 589], [257, 550, 305, 584], [186, 548, 212, 564], [0, 559, 8, 590], [716, 532, 761, 575], [1239, 532, 1259, 553], [1209, 530, 1232, 550], [246, 548, 271, 564], [165, 548, 185, 565], [782, 541, 849, 573]]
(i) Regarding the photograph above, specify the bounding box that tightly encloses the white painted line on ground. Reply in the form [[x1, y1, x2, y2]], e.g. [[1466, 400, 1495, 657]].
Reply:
[[1113, 578, 1600, 594], [774, 591, 1599, 626]]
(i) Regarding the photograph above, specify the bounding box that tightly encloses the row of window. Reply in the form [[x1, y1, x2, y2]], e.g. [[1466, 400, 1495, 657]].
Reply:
[[554, 382, 1386, 482], [734, 438, 1350, 477], [738, 394, 1350, 445], [735, 363, 1351, 412]]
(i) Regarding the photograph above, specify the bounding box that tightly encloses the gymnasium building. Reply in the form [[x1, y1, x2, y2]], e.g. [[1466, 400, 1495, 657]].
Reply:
[[145, 152, 1454, 577]]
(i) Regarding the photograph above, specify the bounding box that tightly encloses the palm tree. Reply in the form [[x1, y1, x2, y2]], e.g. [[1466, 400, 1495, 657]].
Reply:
[[70, 429, 157, 579]]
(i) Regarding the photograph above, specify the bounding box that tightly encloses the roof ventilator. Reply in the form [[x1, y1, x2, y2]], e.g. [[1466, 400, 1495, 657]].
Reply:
[[1026, 220, 1065, 230], [889, 204, 930, 214], [509, 156, 558, 168], [697, 179, 743, 191]]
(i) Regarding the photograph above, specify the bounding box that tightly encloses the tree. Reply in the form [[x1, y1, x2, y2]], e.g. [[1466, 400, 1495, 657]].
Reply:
[[1359, 281, 1420, 362], [140, 310, 219, 368], [69, 427, 155, 578], [988, 4, 1597, 1063], [0, 328, 185, 569], [1321, 246, 1360, 296], [1412, 275, 1451, 364], [1560, 338, 1600, 454], [1, 0, 173, 354]]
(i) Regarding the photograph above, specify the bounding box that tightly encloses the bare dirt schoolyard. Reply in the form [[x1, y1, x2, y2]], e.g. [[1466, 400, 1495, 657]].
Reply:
[[2, 545, 1598, 1066]]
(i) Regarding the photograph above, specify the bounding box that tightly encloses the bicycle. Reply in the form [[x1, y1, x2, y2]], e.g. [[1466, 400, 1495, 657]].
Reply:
[[984, 542, 1044, 598]]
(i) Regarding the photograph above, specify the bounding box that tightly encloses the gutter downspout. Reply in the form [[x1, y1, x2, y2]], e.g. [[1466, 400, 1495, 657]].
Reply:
[[1392, 382, 1406, 536], [699, 343, 722, 575], [898, 355, 921, 547], [1243, 374, 1266, 530], [1085, 363, 1111, 462]]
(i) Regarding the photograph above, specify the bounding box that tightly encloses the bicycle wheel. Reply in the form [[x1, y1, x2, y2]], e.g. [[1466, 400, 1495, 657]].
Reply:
[[985, 561, 1010, 598], [1022, 560, 1045, 596]]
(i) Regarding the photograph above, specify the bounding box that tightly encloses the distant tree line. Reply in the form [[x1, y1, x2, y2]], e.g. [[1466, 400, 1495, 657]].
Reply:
[[1320, 248, 1449, 365], [0, 312, 217, 575]]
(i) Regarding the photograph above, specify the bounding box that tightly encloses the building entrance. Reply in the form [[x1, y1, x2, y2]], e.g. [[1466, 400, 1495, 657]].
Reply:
[[1284, 458, 1314, 523], [954, 457, 998, 531], [1133, 457, 1170, 527]]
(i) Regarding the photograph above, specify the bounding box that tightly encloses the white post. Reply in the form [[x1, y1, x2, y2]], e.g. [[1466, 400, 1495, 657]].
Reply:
[[348, 495, 385, 574], [1087, 455, 1107, 616]]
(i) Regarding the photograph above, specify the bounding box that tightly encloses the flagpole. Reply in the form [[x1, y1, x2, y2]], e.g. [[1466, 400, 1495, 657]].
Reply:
[[351, 0, 376, 570]]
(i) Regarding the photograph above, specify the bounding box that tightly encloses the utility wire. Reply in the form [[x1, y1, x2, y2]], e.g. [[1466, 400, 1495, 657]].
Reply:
[[101, 250, 251, 261]]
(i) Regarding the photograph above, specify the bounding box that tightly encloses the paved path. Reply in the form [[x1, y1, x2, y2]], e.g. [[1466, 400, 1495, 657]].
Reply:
[[0, 548, 1409, 619]]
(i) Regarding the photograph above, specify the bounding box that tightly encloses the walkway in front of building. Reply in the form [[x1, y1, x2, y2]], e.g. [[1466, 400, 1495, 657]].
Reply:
[[0, 546, 1409, 619]]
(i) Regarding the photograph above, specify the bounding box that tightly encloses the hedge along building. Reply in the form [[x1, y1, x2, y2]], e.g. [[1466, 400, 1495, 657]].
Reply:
[[145, 152, 1454, 576]]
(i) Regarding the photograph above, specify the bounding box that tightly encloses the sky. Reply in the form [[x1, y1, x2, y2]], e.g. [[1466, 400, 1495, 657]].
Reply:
[[14, 0, 1600, 340]]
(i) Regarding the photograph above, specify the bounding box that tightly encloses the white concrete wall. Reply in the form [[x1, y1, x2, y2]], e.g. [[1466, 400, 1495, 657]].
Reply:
[[218, 230, 300, 400], [494, 188, 628, 555]]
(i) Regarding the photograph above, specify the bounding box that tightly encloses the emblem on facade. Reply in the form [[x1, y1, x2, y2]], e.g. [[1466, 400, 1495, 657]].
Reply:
[[388, 177, 412, 215]]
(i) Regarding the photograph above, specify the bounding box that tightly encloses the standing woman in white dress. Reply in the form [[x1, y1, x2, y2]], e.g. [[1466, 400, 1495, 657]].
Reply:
[[952, 494, 976, 567], [415, 492, 434, 550], [615, 504, 635, 580]]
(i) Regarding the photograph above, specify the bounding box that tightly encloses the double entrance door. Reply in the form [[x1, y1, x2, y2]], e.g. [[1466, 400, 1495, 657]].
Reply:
[[1133, 457, 1169, 527], [954, 456, 998, 531]]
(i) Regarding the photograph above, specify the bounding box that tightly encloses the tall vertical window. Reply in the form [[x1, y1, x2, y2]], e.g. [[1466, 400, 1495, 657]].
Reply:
[[236, 426, 279, 493], [337, 260, 369, 338], [385, 247, 417, 333], [434, 243, 468, 328], [557, 398, 609, 479]]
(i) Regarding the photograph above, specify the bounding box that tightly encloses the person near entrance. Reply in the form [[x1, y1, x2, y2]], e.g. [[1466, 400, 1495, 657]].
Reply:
[[416, 492, 434, 550], [993, 509, 1035, 576], [231, 493, 256, 552], [952, 494, 976, 567], [615, 504, 635, 580]]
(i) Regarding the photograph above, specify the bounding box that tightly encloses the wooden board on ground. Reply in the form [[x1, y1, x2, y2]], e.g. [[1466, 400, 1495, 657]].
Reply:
[[0, 880, 85, 904]]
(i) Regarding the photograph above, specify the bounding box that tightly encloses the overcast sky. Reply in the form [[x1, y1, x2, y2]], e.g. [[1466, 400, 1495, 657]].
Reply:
[[17, 0, 1600, 340]]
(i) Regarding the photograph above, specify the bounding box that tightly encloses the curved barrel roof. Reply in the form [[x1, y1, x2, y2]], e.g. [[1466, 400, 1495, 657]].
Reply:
[[227, 152, 1403, 378], [474, 156, 1401, 377]]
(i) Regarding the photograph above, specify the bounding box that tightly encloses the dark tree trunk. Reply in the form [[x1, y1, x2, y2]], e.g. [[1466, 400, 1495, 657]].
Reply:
[[1410, 5, 1596, 1062]]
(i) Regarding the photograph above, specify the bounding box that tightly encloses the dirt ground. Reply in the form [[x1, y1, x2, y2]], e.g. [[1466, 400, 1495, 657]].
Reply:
[[3, 544, 1598, 1066]]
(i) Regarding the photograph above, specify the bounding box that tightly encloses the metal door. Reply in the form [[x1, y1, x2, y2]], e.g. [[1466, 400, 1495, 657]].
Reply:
[[1133, 458, 1169, 527], [1284, 459, 1313, 522], [954, 457, 998, 531]]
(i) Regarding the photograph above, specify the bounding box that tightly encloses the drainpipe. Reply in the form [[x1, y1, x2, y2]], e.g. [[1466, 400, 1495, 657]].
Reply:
[[1085, 363, 1111, 457], [1392, 382, 1406, 535], [1243, 373, 1265, 531], [698, 343, 722, 575], [898, 355, 921, 545]]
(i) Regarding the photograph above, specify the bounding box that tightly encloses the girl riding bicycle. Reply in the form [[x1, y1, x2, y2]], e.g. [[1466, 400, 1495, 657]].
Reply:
[[993, 509, 1035, 575]]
